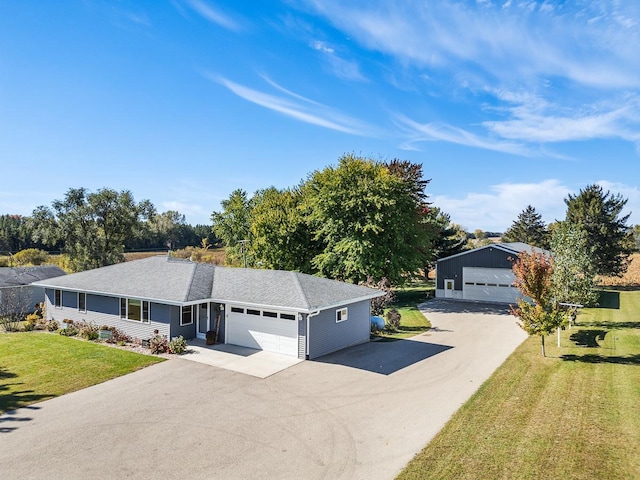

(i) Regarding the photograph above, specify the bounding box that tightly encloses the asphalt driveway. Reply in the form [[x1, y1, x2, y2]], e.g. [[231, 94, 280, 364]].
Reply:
[[0, 300, 527, 480]]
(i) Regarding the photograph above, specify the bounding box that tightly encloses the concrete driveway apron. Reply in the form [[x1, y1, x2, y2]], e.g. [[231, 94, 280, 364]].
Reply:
[[0, 300, 527, 480]]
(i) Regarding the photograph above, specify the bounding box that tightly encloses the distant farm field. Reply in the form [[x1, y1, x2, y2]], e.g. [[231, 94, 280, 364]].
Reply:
[[598, 253, 640, 287], [124, 248, 226, 265]]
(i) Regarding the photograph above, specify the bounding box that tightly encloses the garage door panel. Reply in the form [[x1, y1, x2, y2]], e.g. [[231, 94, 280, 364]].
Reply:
[[227, 308, 298, 356], [463, 267, 520, 304]]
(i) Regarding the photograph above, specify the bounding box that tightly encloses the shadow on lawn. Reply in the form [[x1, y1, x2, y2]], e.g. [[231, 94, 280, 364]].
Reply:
[[569, 329, 607, 348], [583, 321, 640, 330], [0, 367, 53, 429], [561, 354, 640, 366]]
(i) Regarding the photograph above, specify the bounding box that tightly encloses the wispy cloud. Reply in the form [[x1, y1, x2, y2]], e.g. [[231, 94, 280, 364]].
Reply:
[[432, 179, 572, 232], [182, 0, 242, 31], [395, 114, 529, 155], [304, 1, 640, 89], [309, 40, 367, 82], [207, 74, 379, 136], [483, 90, 640, 144]]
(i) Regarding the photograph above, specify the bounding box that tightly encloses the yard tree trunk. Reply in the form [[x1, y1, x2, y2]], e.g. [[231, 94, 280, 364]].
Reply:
[[541, 334, 546, 357]]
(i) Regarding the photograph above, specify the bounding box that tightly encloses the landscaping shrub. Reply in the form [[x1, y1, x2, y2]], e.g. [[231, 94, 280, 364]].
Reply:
[[169, 336, 187, 354], [108, 327, 132, 344], [59, 325, 78, 336], [0, 316, 22, 332], [149, 335, 169, 354], [385, 309, 402, 332], [46, 320, 59, 331], [75, 321, 99, 341]]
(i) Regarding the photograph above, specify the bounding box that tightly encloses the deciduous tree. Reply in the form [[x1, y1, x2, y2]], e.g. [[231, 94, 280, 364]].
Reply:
[[211, 189, 252, 266], [550, 222, 599, 306], [511, 250, 568, 357], [249, 186, 319, 272], [32, 188, 154, 272], [303, 154, 431, 284]]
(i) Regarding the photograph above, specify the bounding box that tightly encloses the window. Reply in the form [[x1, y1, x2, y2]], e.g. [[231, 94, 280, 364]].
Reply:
[[247, 309, 260, 316], [336, 307, 348, 323], [120, 298, 150, 323], [54, 289, 62, 308], [78, 292, 86, 312], [262, 311, 277, 318], [181, 305, 193, 326], [231, 307, 244, 314], [280, 313, 296, 320]]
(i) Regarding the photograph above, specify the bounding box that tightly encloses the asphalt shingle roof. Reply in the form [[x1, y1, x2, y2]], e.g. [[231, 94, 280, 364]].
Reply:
[[33, 256, 383, 311], [0, 265, 66, 288]]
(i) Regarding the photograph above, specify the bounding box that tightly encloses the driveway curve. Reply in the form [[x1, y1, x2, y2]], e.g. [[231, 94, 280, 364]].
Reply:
[[0, 300, 527, 480]]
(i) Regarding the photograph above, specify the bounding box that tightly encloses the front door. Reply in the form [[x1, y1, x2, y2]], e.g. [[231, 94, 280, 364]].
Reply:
[[196, 303, 209, 339], [444, 279, 454, 298]]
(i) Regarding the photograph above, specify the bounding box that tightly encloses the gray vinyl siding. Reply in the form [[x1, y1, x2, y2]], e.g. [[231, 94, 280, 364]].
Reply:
[[437, 247, 516, 291], [44, 288, 170, 340], [308, 300, 370, 359], [298, 313, 307, 359], [170, 305, 196, 339]]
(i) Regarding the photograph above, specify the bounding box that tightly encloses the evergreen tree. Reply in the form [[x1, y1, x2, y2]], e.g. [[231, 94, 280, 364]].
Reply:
[[564, 184, 632, 277], [502, 205, 549, 248], [423, 206, 467, 269]]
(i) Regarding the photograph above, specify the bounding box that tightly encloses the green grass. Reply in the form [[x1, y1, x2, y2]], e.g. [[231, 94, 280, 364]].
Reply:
[[376, 280, 434, 339], [0, 332, 164, 414], [396, 288, 640, 480]]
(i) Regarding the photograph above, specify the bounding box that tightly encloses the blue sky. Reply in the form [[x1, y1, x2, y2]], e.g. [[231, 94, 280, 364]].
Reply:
[[1, 0, 639, 232]]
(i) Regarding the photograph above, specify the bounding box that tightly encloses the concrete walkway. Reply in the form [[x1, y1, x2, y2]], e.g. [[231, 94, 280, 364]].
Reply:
[[0, 300, 527, 480], [181, 340, 303, 378]]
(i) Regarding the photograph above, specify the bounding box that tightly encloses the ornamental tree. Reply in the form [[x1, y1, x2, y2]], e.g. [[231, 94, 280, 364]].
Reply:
[[510, 249, 568, 357]]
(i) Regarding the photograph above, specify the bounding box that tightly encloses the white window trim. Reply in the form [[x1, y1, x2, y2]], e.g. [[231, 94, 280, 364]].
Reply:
[[120, 297, 150, 323], [78, 292, 86, 313], [336, 307, 348, 323], [180, 305, 194, 326], [54, 289, 62, 308]]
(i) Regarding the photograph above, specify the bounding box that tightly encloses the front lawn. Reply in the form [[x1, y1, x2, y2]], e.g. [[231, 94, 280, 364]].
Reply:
[[376, 280, 434, 339], [397, 289, 640, 480], [0, 332, 164, 414]]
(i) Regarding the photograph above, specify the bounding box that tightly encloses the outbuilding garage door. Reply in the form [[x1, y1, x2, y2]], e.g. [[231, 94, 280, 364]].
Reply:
[[226, 306, 298, 357], [462, 267, 520, 304]]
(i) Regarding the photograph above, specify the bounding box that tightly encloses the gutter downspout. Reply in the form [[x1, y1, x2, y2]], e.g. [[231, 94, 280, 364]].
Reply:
[[306, 310, 321, 359]]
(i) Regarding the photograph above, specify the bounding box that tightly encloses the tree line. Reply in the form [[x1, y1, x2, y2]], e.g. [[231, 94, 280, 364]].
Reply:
[[1, 155, 636, 294]]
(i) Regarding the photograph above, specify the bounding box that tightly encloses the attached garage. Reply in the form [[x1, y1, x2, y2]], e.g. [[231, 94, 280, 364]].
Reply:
[[436, 242, 548, 304], [35, 256, 385, 361], [226, 306, 298, 357]]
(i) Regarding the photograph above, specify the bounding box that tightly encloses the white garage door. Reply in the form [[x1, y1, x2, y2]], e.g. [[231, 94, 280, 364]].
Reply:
[[462, 267, 520, 304], [226, 306, 298, 357]]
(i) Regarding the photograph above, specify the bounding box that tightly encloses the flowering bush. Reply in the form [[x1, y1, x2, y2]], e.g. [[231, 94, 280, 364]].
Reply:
[[169, 336, 187, 354]]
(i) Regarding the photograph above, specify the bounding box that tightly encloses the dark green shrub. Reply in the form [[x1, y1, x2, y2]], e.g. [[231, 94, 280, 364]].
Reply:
[[169, 336, 187, 354]]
